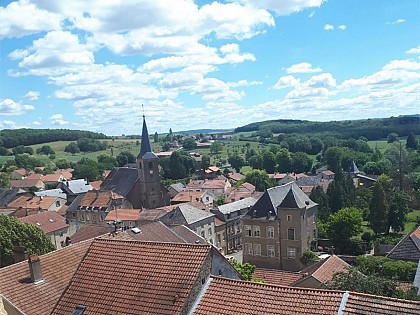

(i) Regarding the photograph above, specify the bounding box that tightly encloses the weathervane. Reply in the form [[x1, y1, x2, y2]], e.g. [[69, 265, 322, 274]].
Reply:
[[142, 104, 145, 118]]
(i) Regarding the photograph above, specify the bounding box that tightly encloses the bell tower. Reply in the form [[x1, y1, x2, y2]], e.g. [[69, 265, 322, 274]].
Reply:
[[136, 115, 168, 209]]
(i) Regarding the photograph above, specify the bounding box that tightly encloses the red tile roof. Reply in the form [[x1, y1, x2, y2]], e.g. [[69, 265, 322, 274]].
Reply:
[[7, 194, 32, 208], [41, 173, 64, 183], [19, 211, 69, 234], [194, 277, 344, 315], [0, 239, 93, 315], [172, 191, 208, 203], [89, 180, 102, 190], [51, 239, 213, 315], [79, 190, 123, 207], [298, 255, 350, 285], [253, 268, 304, 286], [202, 179, 227, 189], [105, 208, 141, 221], [70, 224, 110, 244], [26, 173, 43, 180], [8, 195, 61, 211], [343, 292, 420, 315], [11, 178, 44, 188]]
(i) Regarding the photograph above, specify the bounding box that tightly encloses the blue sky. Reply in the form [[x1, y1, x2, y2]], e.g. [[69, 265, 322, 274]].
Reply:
[[0, 0, 419, 135]]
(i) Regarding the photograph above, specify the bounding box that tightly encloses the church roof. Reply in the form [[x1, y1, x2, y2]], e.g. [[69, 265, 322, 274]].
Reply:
[[348, 161, 360, 173], [138, 116, 155, 159], [100, 167, 139, 196]]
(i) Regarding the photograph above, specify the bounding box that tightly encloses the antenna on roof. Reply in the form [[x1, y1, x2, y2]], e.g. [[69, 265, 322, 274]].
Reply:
[[142, 104, 145, 118]]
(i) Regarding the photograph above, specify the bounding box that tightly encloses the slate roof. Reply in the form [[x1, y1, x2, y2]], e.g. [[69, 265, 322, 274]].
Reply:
[[51, 239, 213, 315], [249, 182, 317, 219], [192, 277, 344, 315], [169, 182, 185, 193], [100, 167, 138, 196], [161, 204, 215, 226], [0, 239, 93, 315], [387, 226, 420, 262], [138, 116, 157, 159], [296, 255, 350, 286], [253, 268, 304, 286], [348, 161, 360, 173], [414, 260, 420, 294], [0, 188, 22, 207], [19, 211, 69, 234], [35, 188, 67, 199], [217, 197, 257, 215]]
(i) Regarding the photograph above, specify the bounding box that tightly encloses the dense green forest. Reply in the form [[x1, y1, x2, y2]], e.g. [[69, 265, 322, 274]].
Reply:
[[235, 116, 420, 140], [0, 129, 107, 148]]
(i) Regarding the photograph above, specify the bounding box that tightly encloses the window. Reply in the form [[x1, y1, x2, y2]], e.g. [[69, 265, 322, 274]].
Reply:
[[287, 247, 296, 259], [201, 230, 205, 237], [245, 243, 252, 255], [208, 227, 212, 235], [287, 215, 292, 221], [99, 214, 103, 222], [287, 228, 295, 240], [55, 201, 60, 207], [245, 225, 251, 237], [217, 234, 221, 245], [266, 226, 274, 238], [267, 245, 275, 257], [148, 162, 153, 169], [253, 226, 260, 237], [253, 243, 261, 256], [80, 213, 84, 221], [86, 214, 90, 221]]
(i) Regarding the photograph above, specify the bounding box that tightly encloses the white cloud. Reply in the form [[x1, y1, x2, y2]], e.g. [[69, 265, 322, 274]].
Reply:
[[0, 98, 35, 115], [324, 24, 334, 31], [0, 120, 19, 129], [49, 114, 69, 125], [406, 45, 420, 54], [24, 91, 40, 100], [32, 120, 42, 125], [240, 0, 325, 16], [15, 31, 94, 76], [308, 11, 315, 18], [338, 25, 347, 30], [274, 75, 300, 89], [286, 62, 322, 74], [387, 18, 406, 25], [229, 80, 262, 88], [0, 0, 62, 38]]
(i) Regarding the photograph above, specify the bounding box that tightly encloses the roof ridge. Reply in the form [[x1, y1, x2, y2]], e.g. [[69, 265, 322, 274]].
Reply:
[[93, 238, 212, 249]]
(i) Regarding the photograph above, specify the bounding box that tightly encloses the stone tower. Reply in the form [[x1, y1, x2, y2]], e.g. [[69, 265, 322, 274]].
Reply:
[[136, 116, 168, 209]]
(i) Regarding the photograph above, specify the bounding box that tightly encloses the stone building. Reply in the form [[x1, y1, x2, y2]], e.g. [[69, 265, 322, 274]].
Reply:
[[242, 182, 317, 271]]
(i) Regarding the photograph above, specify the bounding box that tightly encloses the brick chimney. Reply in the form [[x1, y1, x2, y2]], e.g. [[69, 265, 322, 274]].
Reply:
[[28, 255, 44, 284], [13, 246, 28, 263]]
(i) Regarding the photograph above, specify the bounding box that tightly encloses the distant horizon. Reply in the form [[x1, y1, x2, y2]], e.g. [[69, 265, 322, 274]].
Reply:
[[1, 0, 419, 134]]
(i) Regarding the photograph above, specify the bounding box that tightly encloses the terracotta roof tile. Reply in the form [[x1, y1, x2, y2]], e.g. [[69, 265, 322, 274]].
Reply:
[[343, 292, 420, 315], [79, 190, 123, 208], [172, 191, 207, 203], [0, 239, 93, 315], [70, 224, 111, 244], [299, 255, 350, 284], [253, 268, 305, 286], [8, 195, 62, 211], [194, 277, 343, 315], [7, 194, 32, 208], [51, 239, 212, 315], [201, 179, 226, 189], [41, 173, 64, 182], [26, 173, 43, 180], [11, 178, 43, 188], [19, 211, 68, 234], [89, 180, 102, 190], [105, 208, 141, 221]]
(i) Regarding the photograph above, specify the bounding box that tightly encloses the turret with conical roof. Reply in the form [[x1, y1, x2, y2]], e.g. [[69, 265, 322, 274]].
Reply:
[[138, 115, 157, 160]]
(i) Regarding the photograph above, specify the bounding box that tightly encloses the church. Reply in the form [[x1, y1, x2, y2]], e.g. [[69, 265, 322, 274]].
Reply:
[[100, 116, 170, 209]]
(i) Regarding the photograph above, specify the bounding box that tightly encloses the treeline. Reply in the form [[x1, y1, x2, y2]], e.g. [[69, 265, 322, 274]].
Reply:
[[0, 129, 108, 148], [235, 116, 420, 140]]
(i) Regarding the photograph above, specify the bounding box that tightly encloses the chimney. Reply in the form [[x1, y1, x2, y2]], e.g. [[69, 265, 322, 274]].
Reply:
[[28, 255, 44, 284], [13, 246, 28, 263]]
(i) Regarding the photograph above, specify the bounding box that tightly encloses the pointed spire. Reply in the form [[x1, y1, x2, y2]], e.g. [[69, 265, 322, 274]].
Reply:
[[138, 115, 153, 159]]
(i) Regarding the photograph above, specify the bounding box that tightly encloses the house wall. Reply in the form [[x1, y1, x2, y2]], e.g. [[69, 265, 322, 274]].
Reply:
[[1, 296, 24, 315], [210, 250, 242, 280], [46, 198, 66, 212], [214, 224, 226, 252], [49, 226, 70, 250], [191, 217, 216, 246], [293, 276, 323, 289]]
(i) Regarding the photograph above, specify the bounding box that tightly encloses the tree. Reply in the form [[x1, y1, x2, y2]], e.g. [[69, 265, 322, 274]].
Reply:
[[369, 177, 389, 234], [229, 259, 256, 281], [228, 153, 245, 173], [55, 159, 71, 169], [214, 195, 226, 206], [36, 145, 55, 155], [325, 207, 363, 245], [14, 154, 42, 169], [162, 151, 196, 179], [388, 190, 409, 233], [116, 151, 136, 167], [182, 138, 197, 150], [355, 187, 372, 220], [0, 147, 10, 156], [261, 150, 276, 173], [291, 152, 312, 173], [153, 132, 159, 143], [0, 172, 10, 188], [161, 142, 170, 151], [244, 170, 273, 192], [387, 133, 399, 143], [201, 155, 210, 170], [0, 216, 55, 267], [276, 148, 292, 173], [97, 154, 118, 170], [406, 133, 417, 150], [210, 141, 223, 155], [64, 142, 80, 155], [309, 186, 330, 222], [249, 154, 262, 169], [300, 250, 320, 267], [72, 158, 101, 182]]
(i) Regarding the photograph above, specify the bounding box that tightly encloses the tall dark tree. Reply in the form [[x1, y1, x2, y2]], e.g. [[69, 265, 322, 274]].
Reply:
[[116, 151, 136, 167], [291, 152, 312, 173], [369, 179, 389, 234], [201, 155, 210, 170], [261, 150, 276, 173], [276, 148, 292, 173], [153, 132, 159, 143], [72, 158, 101, 182], [244, 170, 273, 192], [325, 207, 363, 245], [388, 190, 409, 233], [406, 133, 417, 150], [228, 153, 245, 172], [310, 186, 330, 222]]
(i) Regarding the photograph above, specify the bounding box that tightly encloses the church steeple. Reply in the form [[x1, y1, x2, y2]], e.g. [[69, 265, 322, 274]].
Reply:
[[138, 115, 153, 159]]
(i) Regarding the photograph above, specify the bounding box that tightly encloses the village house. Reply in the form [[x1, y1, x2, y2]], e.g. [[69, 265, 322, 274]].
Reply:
[[160, 203, 216, 245], [167, 182, 185, 198], [7, 195, 66, 217], [19, 211, 70, 249], [10, 178, 45, 191], [171, 190, 214, 206], [242, 182, 318, 271], [387, 225, 420, 262], [104, 208, 142, 229], [10, 169, 30, 180], [211, 196, 257, 254], [225, 182, 257, 202]]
